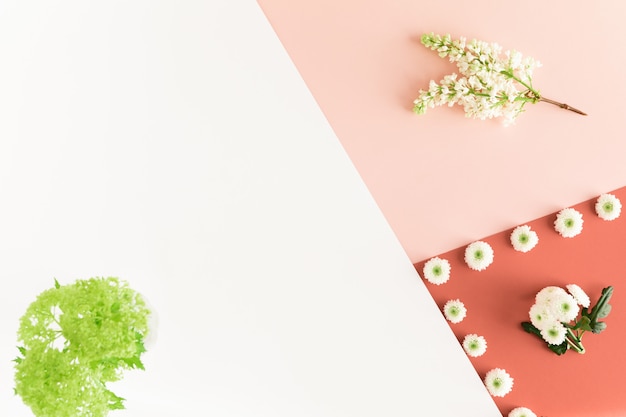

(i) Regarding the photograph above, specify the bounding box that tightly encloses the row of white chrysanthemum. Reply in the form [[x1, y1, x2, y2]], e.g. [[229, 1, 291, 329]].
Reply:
[[420, 193, 622, 417], [425, 193, 622, 287]]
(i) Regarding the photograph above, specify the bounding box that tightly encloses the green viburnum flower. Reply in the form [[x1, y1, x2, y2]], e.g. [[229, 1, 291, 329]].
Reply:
[[14, 277, 151, 417], [413, 33, 586, 125]]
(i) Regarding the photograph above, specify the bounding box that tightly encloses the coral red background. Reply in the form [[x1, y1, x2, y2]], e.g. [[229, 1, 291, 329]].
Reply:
[[414, 187, 626, 417]]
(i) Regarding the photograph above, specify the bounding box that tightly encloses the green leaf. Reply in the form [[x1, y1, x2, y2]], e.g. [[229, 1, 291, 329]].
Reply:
[[592, 321, 607, 334], [572, 316, 593, 332], [596, 303, 612, 319], [548, 341, 569, 355], [54, 278, 60, 289], [122, 355, 145, 370], [521, 321, 541, 337], [105, 389, 126, 410], [588, 286, 614, 322], [522, 322, 569, 355]]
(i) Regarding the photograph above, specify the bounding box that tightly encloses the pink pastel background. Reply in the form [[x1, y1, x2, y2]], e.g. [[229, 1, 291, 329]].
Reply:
[[257, 0, 626, 263]]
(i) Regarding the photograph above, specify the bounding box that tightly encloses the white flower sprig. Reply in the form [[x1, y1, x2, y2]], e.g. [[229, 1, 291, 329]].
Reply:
[[464, 241, 494, 271], [413, 33, 586, 125], [522, 284, 614, 355], [554, 208, 584, 238], [510, 225, 538, 252], [508, 407, 537, 417], [462, 334, 487, 357], [595, 193, 622, 221], [422, 257, 451, 285], [484, 368, 514, 397], [443, 299, 467, 324]]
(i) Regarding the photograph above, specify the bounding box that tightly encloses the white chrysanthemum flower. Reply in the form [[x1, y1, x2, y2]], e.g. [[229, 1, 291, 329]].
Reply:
[[443, 299, 467, 324], [540, 320, 567, 345], [510, 225, 539, 252], [535, 286, 568, 307], [548, 293, 579, 322], [422, 257, 451, 285], [566, 284, 591, 308], [595, 193, 622, 221], [508, 407, 537, 417], [484, 368, 514, 397], [554, 208, 583, 238], [528, 303, 554, 331], [462, 334, 487, 357], [464, 241, 494, 271]]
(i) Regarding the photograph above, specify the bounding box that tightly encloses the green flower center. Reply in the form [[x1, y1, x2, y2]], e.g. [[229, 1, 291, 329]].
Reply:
[[565, 218, 574, 228], [449, 306, 459, 317], [561, 302, 571, 312], [469, 341, 478, 350], [518, 233, 529, 244], [474, 250, 483, 260], [492, 378, 502, 388], [432, 266, 442, 276], [548, 328, 558, 337], [603, 202, 614, 213]]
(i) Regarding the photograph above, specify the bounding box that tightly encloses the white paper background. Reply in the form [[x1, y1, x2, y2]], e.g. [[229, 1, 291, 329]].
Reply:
[[0, 1, 500, 415]]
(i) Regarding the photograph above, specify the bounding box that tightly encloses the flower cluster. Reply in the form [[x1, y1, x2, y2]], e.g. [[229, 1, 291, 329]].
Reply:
[[413, 33, 585, 125], [522, 284, 613, 355], [13, 277, 152, 416]]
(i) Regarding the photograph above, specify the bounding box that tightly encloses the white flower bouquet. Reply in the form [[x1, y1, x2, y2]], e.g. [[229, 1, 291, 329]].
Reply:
[[522, 284, 614, 355], [413, 33, 586, 125]]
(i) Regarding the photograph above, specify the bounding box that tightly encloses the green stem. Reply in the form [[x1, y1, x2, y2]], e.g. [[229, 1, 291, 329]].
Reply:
[[566, 329, 585, 354], [501, 69, 587, 116], [501, 70, 540, 97]]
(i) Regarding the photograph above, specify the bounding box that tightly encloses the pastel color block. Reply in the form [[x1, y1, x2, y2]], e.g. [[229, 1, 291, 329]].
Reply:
[[257, 0, 626, 262]]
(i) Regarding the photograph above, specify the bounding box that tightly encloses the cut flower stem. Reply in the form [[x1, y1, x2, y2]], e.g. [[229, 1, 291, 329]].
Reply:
[[565, 329, 585, 354], [539, 97, 587, 116]]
